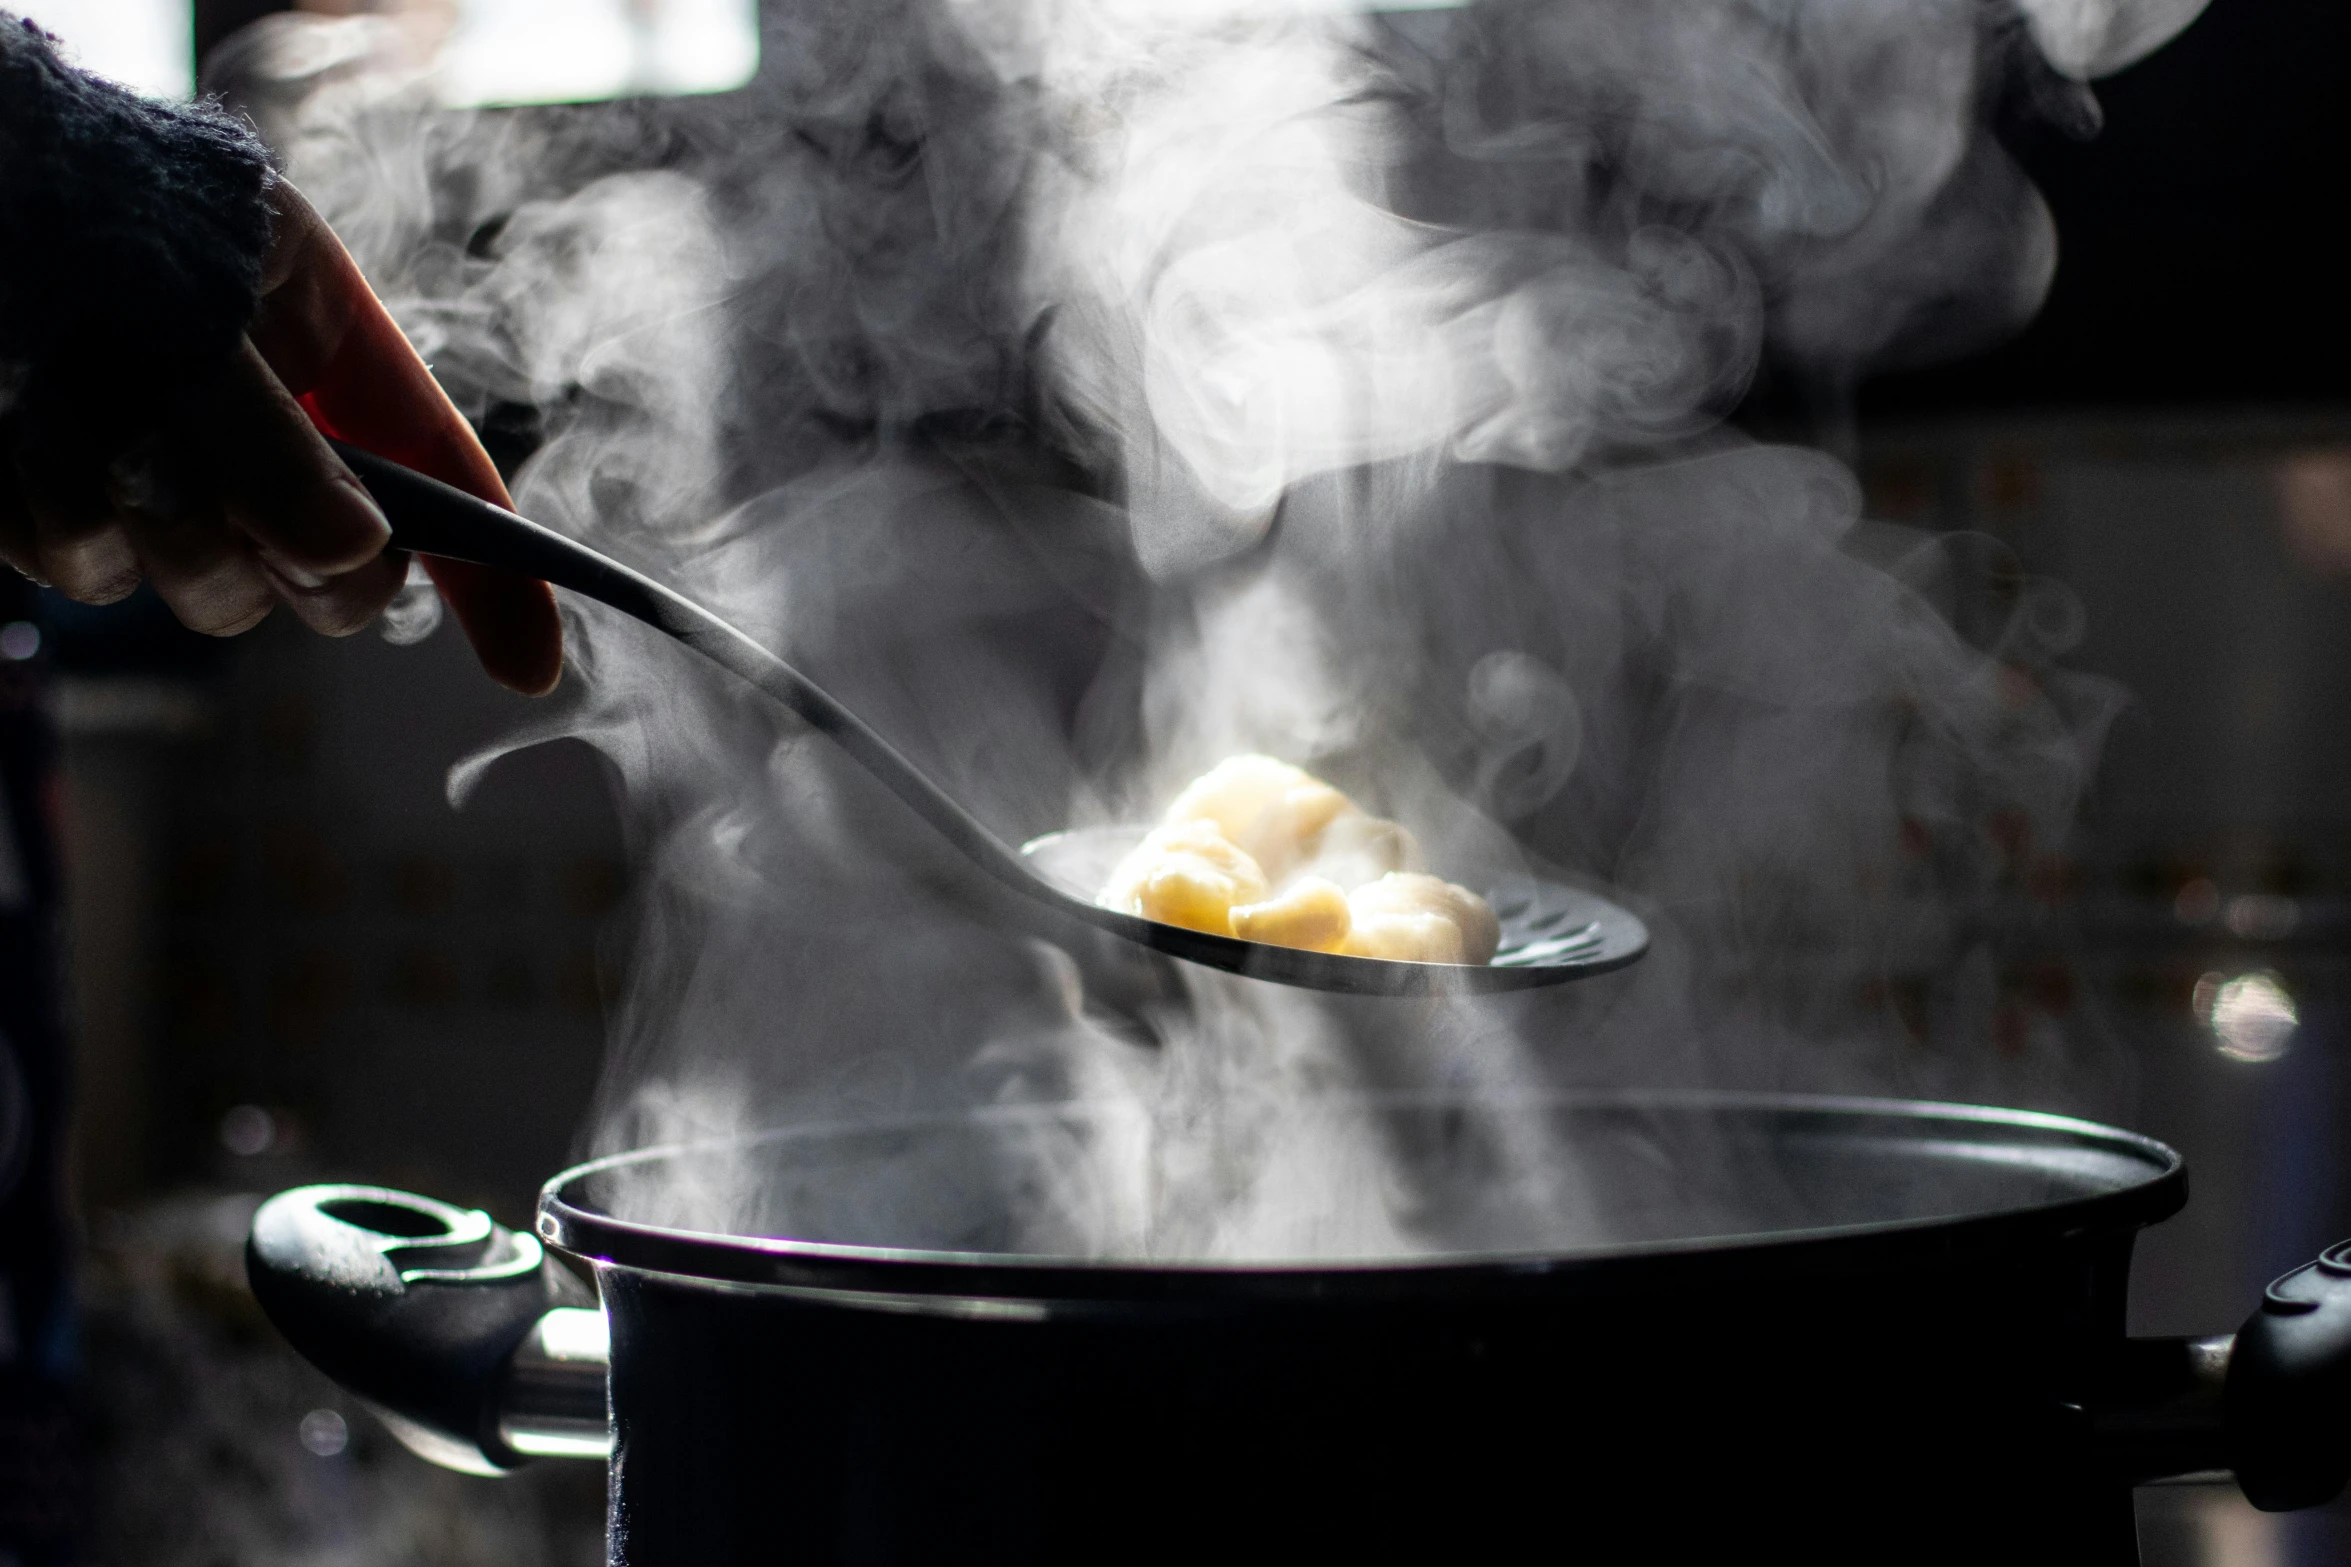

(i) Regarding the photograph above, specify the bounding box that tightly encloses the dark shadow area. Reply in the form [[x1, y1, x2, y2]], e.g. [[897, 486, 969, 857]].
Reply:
[[1866, 0, 2351, 414]]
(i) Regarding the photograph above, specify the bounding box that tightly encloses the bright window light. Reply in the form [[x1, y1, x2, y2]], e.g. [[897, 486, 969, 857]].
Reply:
[[14, 0, 194, 100], [436, 0, 758, 108]]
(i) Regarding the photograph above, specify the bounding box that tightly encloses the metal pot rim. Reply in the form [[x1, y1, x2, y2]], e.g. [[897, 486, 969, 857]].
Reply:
[[533, 1090, 2186, 1308]]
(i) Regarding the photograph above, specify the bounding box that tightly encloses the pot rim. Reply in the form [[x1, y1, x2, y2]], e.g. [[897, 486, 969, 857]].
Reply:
[[534, 1090, 2186, 1307]]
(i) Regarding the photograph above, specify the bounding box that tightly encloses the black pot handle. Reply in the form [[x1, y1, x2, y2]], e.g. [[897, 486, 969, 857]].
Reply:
[[2228, 1239, 2351, 1510], [246, 1184, 597, 1473]]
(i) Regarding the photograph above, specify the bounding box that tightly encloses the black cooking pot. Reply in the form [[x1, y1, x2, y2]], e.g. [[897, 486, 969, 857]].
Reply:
[[247, 1092, 2351, 1565]]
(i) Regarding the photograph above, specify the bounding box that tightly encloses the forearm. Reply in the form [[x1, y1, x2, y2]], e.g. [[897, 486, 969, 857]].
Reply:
[[0, 15, 561, 692], [0, 13, 274, 446]]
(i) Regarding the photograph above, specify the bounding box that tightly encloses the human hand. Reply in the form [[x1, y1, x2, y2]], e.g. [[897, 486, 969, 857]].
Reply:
[[0, 180, 562, 694]]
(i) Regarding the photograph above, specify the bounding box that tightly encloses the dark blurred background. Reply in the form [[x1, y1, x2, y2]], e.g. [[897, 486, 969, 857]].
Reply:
[[18, 565, 622, 1564], [1859, 7, 2351, 1561], [1868, 0, 2351, 414], [6, 0, 2351, 1562]]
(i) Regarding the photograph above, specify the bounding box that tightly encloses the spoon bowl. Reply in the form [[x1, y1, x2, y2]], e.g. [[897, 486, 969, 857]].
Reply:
[[335, 442, 1649, 996], [1019, 826, 1646, 993]]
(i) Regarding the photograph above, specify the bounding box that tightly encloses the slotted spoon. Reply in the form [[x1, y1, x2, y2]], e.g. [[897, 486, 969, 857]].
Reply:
[[334, 442, 1649, 996]]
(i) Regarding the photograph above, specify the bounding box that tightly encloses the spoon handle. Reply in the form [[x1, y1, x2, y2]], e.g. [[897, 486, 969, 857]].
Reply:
[[329, 439, 1048, 904]]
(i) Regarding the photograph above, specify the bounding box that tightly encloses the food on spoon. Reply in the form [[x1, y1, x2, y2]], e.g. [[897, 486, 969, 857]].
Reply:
[[1161, 754, 1361, 880], [1098, 755, 1498, 963], [1305, 812, 1419, 893], [1097, 818, 1271, 936], [1231, 876, 1352, 952], [1341, 872, 1502, 966]]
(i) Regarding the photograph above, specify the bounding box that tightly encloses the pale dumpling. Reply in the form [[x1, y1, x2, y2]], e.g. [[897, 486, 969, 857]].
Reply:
[[1162, 754, 1356, 880], [1342, 872, 1503, 966], [1300, 811, 1418, 891], [1098, 819, 1270, 936], [1098, 757, 1500, 966], [1230, 876, 1352, 953]]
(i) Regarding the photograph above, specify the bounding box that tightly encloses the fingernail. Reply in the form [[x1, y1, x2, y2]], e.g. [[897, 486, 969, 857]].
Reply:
[[334, 473, 391, 544], [83, 569, 142, 606]]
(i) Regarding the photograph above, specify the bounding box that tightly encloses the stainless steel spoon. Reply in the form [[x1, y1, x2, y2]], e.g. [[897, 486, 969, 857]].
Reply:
[[334, 442, 1648, 996]]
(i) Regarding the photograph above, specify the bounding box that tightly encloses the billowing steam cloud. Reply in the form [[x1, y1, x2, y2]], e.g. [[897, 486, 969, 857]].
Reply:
[[214, 0, 2202, 1257]]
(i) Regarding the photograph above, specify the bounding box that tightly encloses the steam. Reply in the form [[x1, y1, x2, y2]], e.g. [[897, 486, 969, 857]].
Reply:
[[2017, 0, 2211, 77], [1016, 2, 1761, 570], [217, 0, 2199, 1259]]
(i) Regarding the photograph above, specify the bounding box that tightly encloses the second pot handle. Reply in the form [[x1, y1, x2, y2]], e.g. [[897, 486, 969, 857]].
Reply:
[[2229, 1239, 2351, 1510], [247, 1184, 599, 1473]]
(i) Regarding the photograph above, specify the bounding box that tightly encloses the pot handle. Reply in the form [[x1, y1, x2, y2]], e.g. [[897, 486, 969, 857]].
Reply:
[[2228, 1239, 2351, 1510], [246, 1184, 603, 1473]]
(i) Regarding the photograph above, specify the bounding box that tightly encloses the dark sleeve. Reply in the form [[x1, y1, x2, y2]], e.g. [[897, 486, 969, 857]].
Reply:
[[0, 13, 276, 446]]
